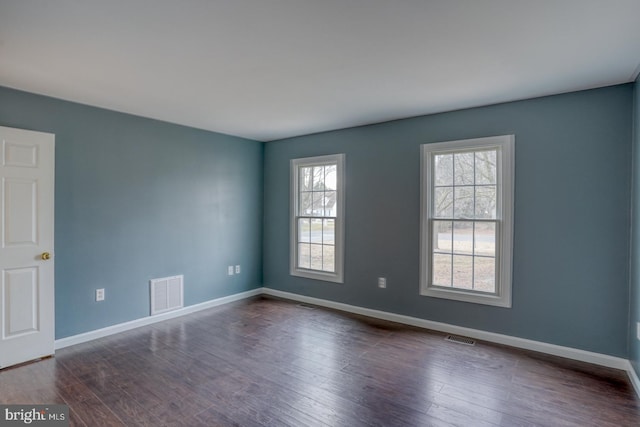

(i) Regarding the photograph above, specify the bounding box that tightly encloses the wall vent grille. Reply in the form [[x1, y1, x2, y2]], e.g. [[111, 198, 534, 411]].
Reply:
[[445, 334, 476, 346], [150, 275, 184, 316]]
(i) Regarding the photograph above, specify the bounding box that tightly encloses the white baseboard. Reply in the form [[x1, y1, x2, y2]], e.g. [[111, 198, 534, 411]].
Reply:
[[54, 288, 263, 349], [261, 288, 629, 371], [54, 285, 640, 399]]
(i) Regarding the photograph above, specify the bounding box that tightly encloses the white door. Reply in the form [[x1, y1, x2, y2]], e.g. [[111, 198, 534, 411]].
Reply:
[[0, 125, 55, 369]]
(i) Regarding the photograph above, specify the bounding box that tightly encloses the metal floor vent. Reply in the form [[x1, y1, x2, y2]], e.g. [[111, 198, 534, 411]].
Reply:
[[445, 335, 476, 346], [297, 303, 316, 310]]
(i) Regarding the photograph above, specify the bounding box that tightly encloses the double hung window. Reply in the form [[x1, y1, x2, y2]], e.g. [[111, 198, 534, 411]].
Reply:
[[420, 136, 514, 307], [290, 154, 345, 283]]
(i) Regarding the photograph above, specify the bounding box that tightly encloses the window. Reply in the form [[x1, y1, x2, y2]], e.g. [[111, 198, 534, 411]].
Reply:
[[291, 154, 345, 283], [420, 135, 514, 307]]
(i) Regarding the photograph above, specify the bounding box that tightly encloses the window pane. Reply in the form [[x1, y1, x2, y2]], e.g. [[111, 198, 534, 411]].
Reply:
[[322, 245, 335, 272], [312, 166, 324, 190], [323, 219, 335, 244], [475, 186, 496, 219], [475, 222, 495, 256], [310, 218, 323, 243], [332, 195, 339, 219], [432, 253, 452, 286], [324, 165, 337, 190], [474, 256, 495, 293], [324, 191, 337, 217], [454, 152, 474, 185], [433, 220, 452, 253], [300, 167, 313, 191], [454, 186, 474, 218], [298, 218, 310, 243], [312, 192, 323, 216], [310, 244, 323, 270], [434, 187, 453, 218], [452, 255, 473, 289], [475, 150, 497, 185], [453, 221, 473, 255], [300, 192, 312, 215], [298, 243, 310, 269], [435, 154, 453, 186]]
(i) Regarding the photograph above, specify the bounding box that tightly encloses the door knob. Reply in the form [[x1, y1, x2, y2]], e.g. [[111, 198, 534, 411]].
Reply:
[[41, 252, 51, 260]]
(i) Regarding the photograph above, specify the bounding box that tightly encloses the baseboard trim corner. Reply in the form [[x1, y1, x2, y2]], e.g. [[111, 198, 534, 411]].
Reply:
[[627, 361, 640, 397], [55, 288, 263, 349], [261, 287, 629, 371]]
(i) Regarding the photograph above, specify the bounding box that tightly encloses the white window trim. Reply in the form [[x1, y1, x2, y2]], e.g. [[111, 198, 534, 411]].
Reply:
[[290, 154, 345, 283], [420, 135, 514, 307]]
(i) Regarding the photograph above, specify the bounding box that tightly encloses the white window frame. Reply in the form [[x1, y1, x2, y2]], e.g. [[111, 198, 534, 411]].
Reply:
[[420, 135, 514, 307], [290, 154, 345, 283]]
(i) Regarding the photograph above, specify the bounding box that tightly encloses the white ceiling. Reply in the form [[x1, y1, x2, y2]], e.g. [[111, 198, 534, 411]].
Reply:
[[1, 1, 640, 141]]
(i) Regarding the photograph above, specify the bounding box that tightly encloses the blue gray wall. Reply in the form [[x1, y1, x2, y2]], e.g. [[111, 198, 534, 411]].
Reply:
[[264, 85, 633, 357], [0, 86, 264, 339], [630, 76, 640, 375], [1, 82, 635, 358]]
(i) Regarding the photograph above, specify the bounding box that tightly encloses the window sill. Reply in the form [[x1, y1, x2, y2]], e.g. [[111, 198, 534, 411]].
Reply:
[[291, 269, 343, 284], [421, 286, 511, 308]]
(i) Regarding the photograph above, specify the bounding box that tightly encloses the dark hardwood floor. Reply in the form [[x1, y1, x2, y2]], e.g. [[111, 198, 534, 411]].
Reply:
[[1, 296, 639, 426]]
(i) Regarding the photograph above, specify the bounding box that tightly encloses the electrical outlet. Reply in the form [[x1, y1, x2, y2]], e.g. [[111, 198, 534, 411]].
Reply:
[[637, 322, 640, 341], [378, 277, 386, 288], [96, 288, 105, 302], [235, 265, 241, 274], [227, 266, 234, 276]]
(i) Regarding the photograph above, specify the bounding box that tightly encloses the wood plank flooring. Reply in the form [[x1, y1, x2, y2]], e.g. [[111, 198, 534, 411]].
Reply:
[[1, 296, 639, 426]]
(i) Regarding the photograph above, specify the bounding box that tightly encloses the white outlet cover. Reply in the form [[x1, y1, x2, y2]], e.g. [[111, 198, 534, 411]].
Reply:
[[96, 288, 105, 301], [378, 277, 386, 288], [235, 265, 241, 274], [637, 322, 640, 341], [228, 266, 234, 275]]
